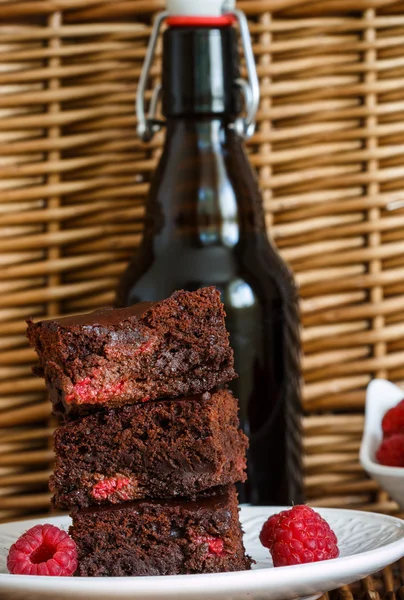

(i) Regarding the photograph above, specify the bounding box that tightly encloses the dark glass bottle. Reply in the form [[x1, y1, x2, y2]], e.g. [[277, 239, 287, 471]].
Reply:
[[116, 21, 304, 506]]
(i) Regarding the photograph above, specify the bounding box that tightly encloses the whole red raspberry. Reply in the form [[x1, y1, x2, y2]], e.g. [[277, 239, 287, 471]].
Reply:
[[7, 524, 77, 576], [260, 505, 339, 567], [376, 433, 404, 467], [259, 512, 280, 549], [382, 399, 404, 438]]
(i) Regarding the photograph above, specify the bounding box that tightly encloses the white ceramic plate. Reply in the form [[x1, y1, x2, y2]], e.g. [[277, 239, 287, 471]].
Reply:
[[1, 506, 404, 600], [360, 379, 404, 509]]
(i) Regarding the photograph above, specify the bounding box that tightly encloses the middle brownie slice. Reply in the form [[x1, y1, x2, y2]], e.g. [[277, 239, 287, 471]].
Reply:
[[51, 388, 248, 509]]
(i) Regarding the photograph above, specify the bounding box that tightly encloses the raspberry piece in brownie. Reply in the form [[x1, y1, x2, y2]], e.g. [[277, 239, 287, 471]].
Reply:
[[70, 486, 251, 576], [27, 287, 236, 416]]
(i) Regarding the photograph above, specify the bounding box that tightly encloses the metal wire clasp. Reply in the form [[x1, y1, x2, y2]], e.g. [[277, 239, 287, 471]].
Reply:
[[136, 9, 260, 142], [136, 11, 168, 142], [230, 9, 260, 139]]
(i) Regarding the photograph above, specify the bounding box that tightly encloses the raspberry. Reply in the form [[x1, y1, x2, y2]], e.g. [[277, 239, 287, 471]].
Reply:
[[206, 537, 225, 556], [193, 535, 226, 557], [382, 399, 404, 438], [376, 433, 404, 467], [7, 524, 77, 576], [66, 376, 126, 405], [260, 505, 339, 567], [259, 513, 280, 549], [92, 476, 132, 501]]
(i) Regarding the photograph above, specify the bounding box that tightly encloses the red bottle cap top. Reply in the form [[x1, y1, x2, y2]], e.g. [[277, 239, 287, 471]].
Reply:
[[166, 15, 235, 27]]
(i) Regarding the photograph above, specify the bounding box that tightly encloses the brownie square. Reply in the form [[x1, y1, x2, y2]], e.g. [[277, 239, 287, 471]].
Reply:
[[70, 485, 251, 576], [51, 389, 248, 509], [27, 287, 236, 415]]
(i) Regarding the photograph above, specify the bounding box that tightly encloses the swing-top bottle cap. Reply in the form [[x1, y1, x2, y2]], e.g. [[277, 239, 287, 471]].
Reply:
[[166, 0, 235, 17], [137, 0, 259, 141]]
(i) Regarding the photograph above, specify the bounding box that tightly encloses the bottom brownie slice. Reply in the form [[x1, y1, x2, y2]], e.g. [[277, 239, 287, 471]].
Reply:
[[70, 485, 251, 576]]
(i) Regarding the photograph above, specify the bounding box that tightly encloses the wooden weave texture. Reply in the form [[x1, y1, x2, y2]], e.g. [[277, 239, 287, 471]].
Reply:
[[323, 559, 404, 600], [1, 0, 404, 521]]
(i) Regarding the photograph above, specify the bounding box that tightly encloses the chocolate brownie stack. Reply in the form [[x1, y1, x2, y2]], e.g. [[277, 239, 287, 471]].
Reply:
[[28, 287, 251, 576]]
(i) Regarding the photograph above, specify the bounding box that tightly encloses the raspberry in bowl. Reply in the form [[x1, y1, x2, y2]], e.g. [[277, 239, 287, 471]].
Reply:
[[360, 379, 404, 509]]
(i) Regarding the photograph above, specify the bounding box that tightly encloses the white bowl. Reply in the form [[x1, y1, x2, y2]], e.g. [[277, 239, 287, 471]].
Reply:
[[360, 379, 404, 509]]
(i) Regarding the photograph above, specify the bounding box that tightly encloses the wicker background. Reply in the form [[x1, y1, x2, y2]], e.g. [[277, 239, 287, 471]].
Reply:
[[1, 0, 404, 522]]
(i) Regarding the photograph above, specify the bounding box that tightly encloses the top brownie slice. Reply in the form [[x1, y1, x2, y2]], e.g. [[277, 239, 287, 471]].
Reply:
[[27, 287, 236, 415]]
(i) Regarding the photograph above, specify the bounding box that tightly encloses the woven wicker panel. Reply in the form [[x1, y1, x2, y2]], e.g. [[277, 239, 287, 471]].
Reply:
[[326, 559, 404, 600], [324, 558, 404, 600], [1, 0, 404, 521]]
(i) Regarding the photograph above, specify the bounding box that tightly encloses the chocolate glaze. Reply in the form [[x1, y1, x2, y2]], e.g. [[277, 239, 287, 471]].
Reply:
[[76, 486, 231, 516], [38, 302, 156, 328]]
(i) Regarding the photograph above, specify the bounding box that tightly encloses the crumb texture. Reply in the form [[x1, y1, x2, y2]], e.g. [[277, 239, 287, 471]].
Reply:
[[27, 287, 236, 415], [51, 389, 248, 509], [70, 486, 252, 576]]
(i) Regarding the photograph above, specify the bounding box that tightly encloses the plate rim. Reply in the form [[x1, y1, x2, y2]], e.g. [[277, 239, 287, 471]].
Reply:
[[1, 506, 404, 595]]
